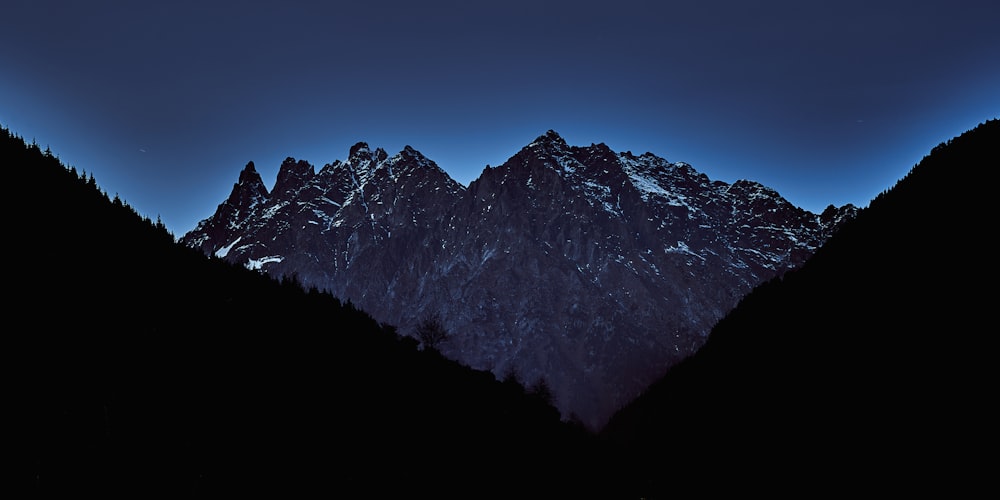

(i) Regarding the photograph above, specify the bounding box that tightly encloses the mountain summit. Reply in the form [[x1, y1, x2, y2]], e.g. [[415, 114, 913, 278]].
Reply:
[[181, 131, 856, 429]]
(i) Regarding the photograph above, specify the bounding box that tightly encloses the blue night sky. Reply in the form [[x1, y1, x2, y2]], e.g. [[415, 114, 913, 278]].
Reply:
[[2, 1, 998, 236]]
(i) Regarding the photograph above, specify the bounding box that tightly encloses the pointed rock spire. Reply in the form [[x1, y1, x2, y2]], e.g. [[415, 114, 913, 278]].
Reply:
[[392, 145, 446, 176], [349, 142, 373, 164], [525, 129, 570, 155], [398, 145, 431, 164], [539, 129, 568, 146], [546, 129, 566, 142], [272, 157, 315, 198], [236, 160, 263, 186], [227, 161, 269, 206]]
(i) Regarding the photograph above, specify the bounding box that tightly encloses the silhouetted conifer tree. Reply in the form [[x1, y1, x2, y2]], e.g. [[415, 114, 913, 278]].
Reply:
[[415, 313, 448, 351], [529, 377, 554, 405]]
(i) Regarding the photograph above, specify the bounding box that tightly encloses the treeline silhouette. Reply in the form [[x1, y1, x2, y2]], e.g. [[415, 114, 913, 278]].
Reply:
[[3, 126, 628, 497], [602, 119, 999, 495]]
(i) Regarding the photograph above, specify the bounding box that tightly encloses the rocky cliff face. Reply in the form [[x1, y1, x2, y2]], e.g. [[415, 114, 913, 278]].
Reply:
[[181, 130, 856, 430]]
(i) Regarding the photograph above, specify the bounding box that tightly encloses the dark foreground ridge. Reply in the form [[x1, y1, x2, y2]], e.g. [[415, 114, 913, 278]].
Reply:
[[602, 118, 999, 494]]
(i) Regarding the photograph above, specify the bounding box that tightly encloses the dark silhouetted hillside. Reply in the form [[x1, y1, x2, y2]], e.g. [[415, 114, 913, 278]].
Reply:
[[3, 126, 625, 498], [601, 119, 999, 495]]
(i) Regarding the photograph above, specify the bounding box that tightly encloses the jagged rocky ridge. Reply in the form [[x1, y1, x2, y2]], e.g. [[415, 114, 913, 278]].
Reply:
[[181, 130, 856, 430]]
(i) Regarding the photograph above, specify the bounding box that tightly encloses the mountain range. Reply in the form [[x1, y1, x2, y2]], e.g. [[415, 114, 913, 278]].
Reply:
[[10, 119, 995, 496], [180, 130, 857, 429]]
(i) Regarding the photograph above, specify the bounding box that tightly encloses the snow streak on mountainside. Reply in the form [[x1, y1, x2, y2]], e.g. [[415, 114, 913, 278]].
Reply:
[[181, 131, 856, 430]]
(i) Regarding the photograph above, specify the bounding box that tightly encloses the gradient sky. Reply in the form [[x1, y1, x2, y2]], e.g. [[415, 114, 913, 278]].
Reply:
[[2, 0, 998, 236]]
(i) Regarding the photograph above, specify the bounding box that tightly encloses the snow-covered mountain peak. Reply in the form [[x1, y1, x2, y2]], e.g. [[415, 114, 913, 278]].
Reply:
[[386, 145, 460, 186], [225, 161, 269, 207], [345, 142, 388, 172], [272, 157, 315, 199], [348, 142, 373, 163], [527, 129, 569, 150], [393, 145, 434, 167], [234, 161, 268, 192], [239, 160, 258, 176]]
